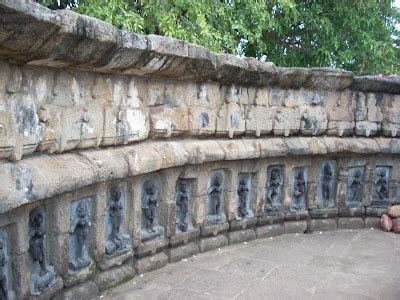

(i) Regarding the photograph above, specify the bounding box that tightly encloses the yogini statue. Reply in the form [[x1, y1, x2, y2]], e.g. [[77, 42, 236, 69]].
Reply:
[[106, 187, 130, 255], [142, 181, 159, 233], [265, 168, 283, 215], [347, 169, 363, 206], [29, 211, 47, 276], [69, 202, 91, 270], [208, 175, 223, 216], [375, 169, 388, 200], [290, 171, 306, 212], [319, 163, 334, 208], [176, 180, 190, 232], [0, 238, 8, 300], [237, 179, 249, 218]]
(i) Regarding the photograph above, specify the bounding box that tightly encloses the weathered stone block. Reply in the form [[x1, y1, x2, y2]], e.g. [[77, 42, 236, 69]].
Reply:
[[308, 219, 337, 232], [338, 217, 364, 229], [256, 224, 284, 239], [149, 106, 188, 137], [133, 252, 168, 275], [229, 218, 257, 231], [228, 229, 256, 244], [309, 208, 338, 219], [366, 207, 388, 217], [169, 228, 200, 247], [257, 214, 285, 226], [216, 102, 245, 137], [245, 105, 274, 136], [285, 211, 309, 221], [188, 107, 217, 135], [273, 107, 301, 136], [95, 264, 135, 291], [364, 217, 380, 228], [284, 221, 308, 234], [63, 262, 96, 288], [199, 235, 228, 252], [98, 248, 134, 271], [327, 121, 354, 136], [166, 242, 199, 263], [135, 238, 169, 258], [338, 207, 365, 217], [52, 280, 98, 300], [200, 222, 229, 237]]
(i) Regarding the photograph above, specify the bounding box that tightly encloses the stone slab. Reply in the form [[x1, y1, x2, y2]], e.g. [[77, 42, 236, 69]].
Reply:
[[284, 221, 308, 234], [308, 219, 337, 232], [200, 223, 229, 237], [63, 262, 96, 288], [364, 217, 381, 229], [229, 218, 257, 231], [338, 207, 366, 217], [169, 228, 200, 247], [30, 277, 64, 300], [366, 207, 388, 217], [228, 229, 256, 244], [135, 238, 169, 258], [95, 264, 135, 291], [257, 214, 285, 226], [166, 242, 199, 263], [52, 280, 98, 300], [133, 252, 168, 275], [199, 235, 228, 253], [338, 217, 365, 230], [285, 211, 309, 221], [255, 224, 285, 239], [309, 208, 338, 219], [98, 248, 134, 271]]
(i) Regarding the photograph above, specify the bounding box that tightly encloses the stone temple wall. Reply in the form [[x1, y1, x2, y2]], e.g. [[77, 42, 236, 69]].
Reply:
[[0, 1, 399, 299]]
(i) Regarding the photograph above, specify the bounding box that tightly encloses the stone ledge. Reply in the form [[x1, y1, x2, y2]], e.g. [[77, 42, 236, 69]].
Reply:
[[351, 76, 400, 94]]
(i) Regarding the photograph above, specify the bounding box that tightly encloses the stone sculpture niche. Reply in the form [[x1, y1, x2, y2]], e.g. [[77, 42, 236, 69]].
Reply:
[[206, 171, 226, 224], [0, 230, 11, 300], [105, 186, 131, 257], [265, 166, 284, 215], [346, 167, 364, 207], [29, 207, 57, 295], [236, 174, 253, 219], [141, 179, 164, 241], [371, 167, 391, 208], [290, 168, 307, 212], [317, 162, 336, 209], [69, 199, 92, 271], [175, 179, 192, 233]]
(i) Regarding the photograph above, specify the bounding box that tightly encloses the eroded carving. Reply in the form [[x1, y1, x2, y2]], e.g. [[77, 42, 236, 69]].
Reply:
[[346, 167, 364, 207], [317, 162, 335, 208], [105, 186, 131, 256], [371, 167, 390, 208], [141, 179, 164, 241], [206, 172, 226, 224], [0, 231, 10, 300], [237, 174, 252, 219], [175, 179, 191, 233], [265, 166, 284, 215], [69, 199, 92, 271], [29, 207, 57, 295], [290, 168, 307, 212]]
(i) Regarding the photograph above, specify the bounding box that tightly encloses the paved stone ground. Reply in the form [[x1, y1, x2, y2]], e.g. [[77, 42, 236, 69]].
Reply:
[[103, 229, 400, 300]]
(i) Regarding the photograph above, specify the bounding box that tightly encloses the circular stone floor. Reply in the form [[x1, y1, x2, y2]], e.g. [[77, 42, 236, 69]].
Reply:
[[103, 229, 400, 300]]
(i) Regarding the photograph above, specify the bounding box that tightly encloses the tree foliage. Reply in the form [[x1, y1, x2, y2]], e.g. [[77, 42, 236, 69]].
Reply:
[[37, 0, 400, 75]]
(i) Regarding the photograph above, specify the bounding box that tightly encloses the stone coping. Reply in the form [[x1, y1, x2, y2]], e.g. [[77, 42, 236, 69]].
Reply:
[[0, 1, 398, 93], [0, 136, 398, 214]]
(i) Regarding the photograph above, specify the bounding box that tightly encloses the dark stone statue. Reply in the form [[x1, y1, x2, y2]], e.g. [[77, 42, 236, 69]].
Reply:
[[290, 169, 306, 212], [237, 178, 250, 218], [29, 208, 56, 294], [176, 180, 190, 232], [371, 167, 390, 208], [346, 168, 363, 207], [141, 179, 164, 241], [69, 201, 91, 271], [318, 162, 335, 208], [0, 238, 8, 300], [206, 172, 226, 224], [265, 167, 283, 215], [105, 187, 130, 256]]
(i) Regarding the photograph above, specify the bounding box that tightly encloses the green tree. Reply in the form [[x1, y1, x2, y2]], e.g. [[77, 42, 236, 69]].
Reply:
[[38, 0, 400, 75]]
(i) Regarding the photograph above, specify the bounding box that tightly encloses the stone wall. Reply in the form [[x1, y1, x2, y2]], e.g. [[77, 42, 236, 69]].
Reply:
[[0, 1, 399, 299]]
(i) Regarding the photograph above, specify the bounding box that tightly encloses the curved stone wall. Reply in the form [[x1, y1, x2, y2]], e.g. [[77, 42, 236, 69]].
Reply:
[[0, 1, 399, 299]]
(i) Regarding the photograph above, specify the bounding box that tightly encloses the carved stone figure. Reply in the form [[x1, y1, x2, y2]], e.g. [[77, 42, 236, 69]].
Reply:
[[237, 178, 250, 218], [318, 162, 335, 208], [142, 180, 159, 234], [265, 167, 284, 215], [175, 180, 190, 232], [29, 208, 56, 294], [105, 187, 130, 256], [290, 169, 306, 212], [0, 238, 8, 300], [372, 167, 390, 207], [69, 201, 91, 271], [206, 172, 226, 224], [346, 168, 363, 207]]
